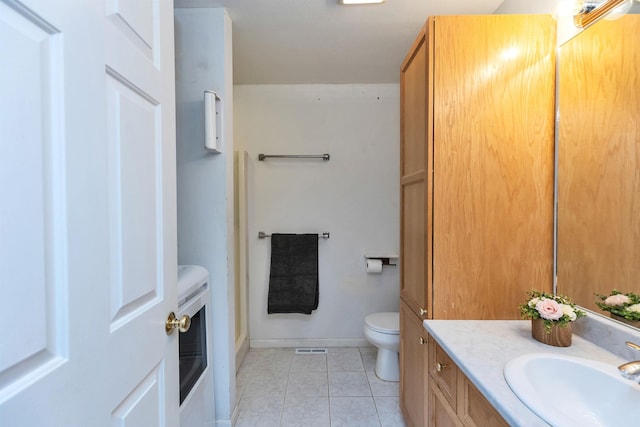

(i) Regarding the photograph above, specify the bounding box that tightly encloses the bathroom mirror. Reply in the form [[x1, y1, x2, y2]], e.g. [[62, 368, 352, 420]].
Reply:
[[573, 0, 630, 28], [556, 9, 640, 329]]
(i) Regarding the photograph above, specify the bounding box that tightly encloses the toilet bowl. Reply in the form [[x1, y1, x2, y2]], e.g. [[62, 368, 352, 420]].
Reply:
[[364, 312, 400, 382]]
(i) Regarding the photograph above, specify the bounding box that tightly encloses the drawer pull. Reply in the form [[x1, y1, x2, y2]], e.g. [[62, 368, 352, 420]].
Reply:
[[420, 308, 428, 316], [419, 337, 427, 345], [436, 362, 448, 372]]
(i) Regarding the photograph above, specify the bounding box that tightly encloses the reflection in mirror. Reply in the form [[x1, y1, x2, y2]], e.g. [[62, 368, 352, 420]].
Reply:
[[557, 11, 640, 330], [573, 0, 630, 28]]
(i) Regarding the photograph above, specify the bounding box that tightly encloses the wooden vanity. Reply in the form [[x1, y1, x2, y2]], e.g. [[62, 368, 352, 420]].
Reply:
[[428, 337, 508, 427], [423, 320, 632, 427]]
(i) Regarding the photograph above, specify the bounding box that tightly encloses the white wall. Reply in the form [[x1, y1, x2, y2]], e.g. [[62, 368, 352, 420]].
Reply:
[[494, 0, 561, 13], [174, 8, 235, 426], [495, 0, 584, 44], [235, 84, 400, 347]]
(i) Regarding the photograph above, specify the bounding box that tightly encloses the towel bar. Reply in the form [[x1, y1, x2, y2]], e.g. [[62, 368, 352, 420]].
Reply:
[[258, 231, 330, 239], [258, 153, 330, 161]]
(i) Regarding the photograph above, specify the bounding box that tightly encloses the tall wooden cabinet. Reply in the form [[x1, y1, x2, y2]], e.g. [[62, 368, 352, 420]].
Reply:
[[399, 15, 556, 427]]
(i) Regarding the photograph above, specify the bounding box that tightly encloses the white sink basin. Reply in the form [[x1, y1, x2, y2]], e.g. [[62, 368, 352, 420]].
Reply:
[[504, 353, 640, 427]]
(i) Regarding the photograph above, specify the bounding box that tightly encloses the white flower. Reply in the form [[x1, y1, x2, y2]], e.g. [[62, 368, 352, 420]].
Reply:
[[627, 303, 640, 313], [528, 297, 540, 308], [561, 304, 577, 321]]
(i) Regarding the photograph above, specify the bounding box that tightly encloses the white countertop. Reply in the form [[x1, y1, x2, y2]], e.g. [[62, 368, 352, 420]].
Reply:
[[423, 319, 629, 427]]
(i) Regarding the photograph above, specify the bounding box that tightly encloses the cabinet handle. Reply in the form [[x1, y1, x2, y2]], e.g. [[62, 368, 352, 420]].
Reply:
[[419, 308, 427, 316], [419, 337, 427, 345], [436, 362, 448, 372]]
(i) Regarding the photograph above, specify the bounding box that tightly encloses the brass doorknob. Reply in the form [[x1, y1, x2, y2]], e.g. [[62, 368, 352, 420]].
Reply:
[[166, 312, 191, 335]]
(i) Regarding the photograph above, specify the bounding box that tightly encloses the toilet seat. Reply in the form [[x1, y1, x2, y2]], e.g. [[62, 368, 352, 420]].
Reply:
[[365, 312, 399, 335]]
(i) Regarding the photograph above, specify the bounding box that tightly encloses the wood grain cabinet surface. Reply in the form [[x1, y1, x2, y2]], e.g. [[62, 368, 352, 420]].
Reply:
[[428, 341, 509, 427], [429, 338, 457, 412], [399, 302, 429, 427], [399, 14, 556, 426]]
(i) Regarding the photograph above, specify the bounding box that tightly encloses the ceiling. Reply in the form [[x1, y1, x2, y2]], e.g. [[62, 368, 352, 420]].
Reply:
[[174, 0, 506, 84]]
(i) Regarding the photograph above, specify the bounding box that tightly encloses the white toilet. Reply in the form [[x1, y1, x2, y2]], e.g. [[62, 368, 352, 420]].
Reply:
[[364, 312, 400, 382]]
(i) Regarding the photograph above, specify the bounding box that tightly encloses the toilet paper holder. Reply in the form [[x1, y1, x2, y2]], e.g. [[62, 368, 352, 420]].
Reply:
[[204, 90, 222, 153], [364, 254, 398, 268]]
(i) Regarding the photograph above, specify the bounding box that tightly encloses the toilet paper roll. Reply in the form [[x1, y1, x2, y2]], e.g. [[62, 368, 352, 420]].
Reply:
[[366, 259, 383, 274]]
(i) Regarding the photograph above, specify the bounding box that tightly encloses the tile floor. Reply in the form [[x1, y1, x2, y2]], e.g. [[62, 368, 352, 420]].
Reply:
[[235, 347, 407, 427]]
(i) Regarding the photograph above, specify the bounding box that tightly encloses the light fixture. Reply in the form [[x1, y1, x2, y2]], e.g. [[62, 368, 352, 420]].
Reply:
[[574, 0, 631, 27], [339, 0, 385, 5], [604, 0, 633, 19]]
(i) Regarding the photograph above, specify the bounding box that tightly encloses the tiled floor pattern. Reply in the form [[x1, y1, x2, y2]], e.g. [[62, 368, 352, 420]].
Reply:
[[235, 347, 407, 427]]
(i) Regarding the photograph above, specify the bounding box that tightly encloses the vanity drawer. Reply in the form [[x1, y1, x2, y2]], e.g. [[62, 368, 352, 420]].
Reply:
[[429, 340, 458, 411]]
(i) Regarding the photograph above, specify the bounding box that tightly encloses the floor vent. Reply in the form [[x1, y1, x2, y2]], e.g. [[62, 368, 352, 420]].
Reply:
[[295, 348, 328, 355]]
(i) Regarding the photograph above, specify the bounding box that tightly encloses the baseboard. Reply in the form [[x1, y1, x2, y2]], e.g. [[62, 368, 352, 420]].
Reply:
[[249, 338, 372, 349]]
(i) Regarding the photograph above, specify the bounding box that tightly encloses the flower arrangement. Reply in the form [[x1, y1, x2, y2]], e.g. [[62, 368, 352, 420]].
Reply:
[[595, 290, 640, 322], [519, 290, 586, 332]]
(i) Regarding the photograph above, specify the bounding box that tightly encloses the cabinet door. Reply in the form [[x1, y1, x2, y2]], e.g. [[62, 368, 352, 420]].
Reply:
[[457, 376, 509, 427], [428, 380, 462, 427], [400, 21, 433, 318], [400, 302, 429, 427], [432, 15, 556, 319]]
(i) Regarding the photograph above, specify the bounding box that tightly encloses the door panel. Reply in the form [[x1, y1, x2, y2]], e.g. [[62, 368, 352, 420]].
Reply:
[[106, 72, 162, 329], [401, 181, 426, 312], [399, 302, 428, 427], [432, 15, 555, 319], [105, 0, 155, 59], [112, 364, 164, 426], [104, 0, 178, 423], [0, 0, 178, 425], [0, 0, 68, 397], [400, 33, 426, 177], [400, 25, 430, 318]]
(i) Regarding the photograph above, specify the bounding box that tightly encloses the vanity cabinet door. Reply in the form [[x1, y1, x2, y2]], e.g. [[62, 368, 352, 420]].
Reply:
[[429, 342, 509, 427], [428, 380, 463, 427], [400, 302, 429, 427], [457, 376, 509, 427]]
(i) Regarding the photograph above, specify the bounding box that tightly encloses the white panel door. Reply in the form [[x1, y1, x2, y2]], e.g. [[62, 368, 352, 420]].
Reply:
[[0, 0, 179, 426]]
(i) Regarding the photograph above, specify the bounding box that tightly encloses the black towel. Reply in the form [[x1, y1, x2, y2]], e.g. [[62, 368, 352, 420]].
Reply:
[[267, 233, 319, 314]]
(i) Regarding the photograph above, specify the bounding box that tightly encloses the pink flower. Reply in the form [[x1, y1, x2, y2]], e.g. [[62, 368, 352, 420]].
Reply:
[[604, 294, 630, 306], [535, 298, 564, 320]]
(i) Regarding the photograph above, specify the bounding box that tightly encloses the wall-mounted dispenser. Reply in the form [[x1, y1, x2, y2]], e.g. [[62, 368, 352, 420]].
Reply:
[[204, 90, 222, 153]]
